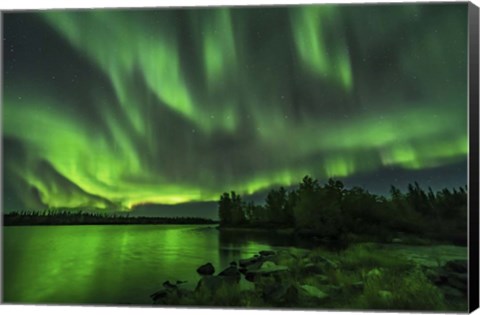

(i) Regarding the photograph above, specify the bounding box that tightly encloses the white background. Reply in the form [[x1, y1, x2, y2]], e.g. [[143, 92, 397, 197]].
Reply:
[[0, 0, 479, 314]]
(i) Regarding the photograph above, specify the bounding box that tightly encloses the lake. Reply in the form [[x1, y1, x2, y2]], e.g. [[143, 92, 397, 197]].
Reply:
[[3, 225, 467, 306], [2, 224, 311, 305]]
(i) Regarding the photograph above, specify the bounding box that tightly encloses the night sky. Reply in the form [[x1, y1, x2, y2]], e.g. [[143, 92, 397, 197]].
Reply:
[[2, 3, 468, 217]]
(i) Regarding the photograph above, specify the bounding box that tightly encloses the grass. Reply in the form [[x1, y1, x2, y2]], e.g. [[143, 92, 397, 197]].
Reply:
[[338, 243, 413, 271], [154, 243, 466, 311], [193, 282, 243, 306], [357, 267, 446, 310], [291, 243, 461, 311]]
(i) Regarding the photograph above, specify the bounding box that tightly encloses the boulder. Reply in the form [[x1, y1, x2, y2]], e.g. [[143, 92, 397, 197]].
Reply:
[[196, 262, 215, 275], [245, 261, 289, 282], [150, 289, 168, 302], [239, 256, 261, 268], [259, 250, 276, 257], [218, 266, 241, 282], [195, 275, 238, 295], [151, 280, 189, 304], [268, 250, 297, 267], [162, 280, 178, 289], [239, 260, 263, 275]]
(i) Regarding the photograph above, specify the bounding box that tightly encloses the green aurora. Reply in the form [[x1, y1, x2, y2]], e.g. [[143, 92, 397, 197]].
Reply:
[[2, 3, 468, 212]]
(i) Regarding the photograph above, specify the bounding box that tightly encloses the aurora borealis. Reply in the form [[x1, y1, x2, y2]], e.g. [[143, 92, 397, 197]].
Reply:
[[2, 3, 469, 214]]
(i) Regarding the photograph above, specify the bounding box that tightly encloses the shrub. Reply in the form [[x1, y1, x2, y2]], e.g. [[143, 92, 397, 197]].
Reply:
[[360, 268, 446, 310]]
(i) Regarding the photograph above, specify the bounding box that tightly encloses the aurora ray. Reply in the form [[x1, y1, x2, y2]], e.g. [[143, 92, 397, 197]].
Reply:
[[2, 3, 468, 213]]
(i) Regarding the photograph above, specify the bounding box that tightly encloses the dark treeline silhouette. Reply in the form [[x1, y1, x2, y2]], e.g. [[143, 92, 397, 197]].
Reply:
[[218, 176, 468, 245], [3, 209, 217, 226]]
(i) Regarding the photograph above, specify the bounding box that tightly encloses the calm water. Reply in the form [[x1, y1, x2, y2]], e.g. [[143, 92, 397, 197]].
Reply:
[[3, 225, 467, 306], [3, 225, 310, 305]]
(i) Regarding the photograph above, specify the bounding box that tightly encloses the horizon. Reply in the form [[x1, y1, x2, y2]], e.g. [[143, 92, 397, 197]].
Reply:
[[3, 167, 468, 219], [2, 3, 468, 217]]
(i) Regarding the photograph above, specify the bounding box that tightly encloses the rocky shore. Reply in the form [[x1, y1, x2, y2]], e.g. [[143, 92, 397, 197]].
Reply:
[[150, 244, 468, 310]]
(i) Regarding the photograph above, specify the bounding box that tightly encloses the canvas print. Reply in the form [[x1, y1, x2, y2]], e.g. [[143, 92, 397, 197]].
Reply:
[[1, 2, 476, 311]]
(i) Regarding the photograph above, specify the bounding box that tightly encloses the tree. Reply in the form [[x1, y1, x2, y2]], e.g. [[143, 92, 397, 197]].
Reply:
[[218, 192, 232, 226], [299, 175, 319, 193], [293, 176, 320, 229], [229, 191, 246, 225], [265, 186, 288, 225]]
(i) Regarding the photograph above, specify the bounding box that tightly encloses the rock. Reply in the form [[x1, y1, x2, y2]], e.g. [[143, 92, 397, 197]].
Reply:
[[150, 289, 167, 302], [239, 256, 261, 268], [299, 284, 329, 301], [163, 280, 178, 289], [269, 250, 297, 266], [151, 280, 189, 304], [259, 250, 276, 257], [245, 261, 289, 282], [444, 260, 467, 274], [218, 266, 241, 282], [239, 260, 263, 275], [196, 262, 215, 275], [195, 275, 237, 295]]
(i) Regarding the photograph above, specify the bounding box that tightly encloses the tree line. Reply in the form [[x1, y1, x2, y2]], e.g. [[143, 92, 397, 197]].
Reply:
[[3, 209, 217, 226], [218, 176, 468, 245]]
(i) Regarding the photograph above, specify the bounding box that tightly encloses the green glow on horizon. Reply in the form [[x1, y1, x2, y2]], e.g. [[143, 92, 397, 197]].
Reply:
[[2, 4, 468, 211]]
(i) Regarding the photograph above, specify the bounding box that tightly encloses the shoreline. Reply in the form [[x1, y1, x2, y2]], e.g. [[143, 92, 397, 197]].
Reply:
[[150, 244, 468, 310], [217, 226, 461, 247]]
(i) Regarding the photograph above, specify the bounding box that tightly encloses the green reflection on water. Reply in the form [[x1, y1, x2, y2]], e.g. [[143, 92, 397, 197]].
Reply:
[[3, 225, 285, 304]]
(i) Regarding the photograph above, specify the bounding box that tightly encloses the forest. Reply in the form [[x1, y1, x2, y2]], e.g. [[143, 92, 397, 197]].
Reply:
[[218, 176, 467, 246], [3, 210, 217, 226]]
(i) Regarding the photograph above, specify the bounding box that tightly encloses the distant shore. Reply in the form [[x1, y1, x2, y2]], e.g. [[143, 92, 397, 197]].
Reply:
[[3, 211, 218, 226]]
